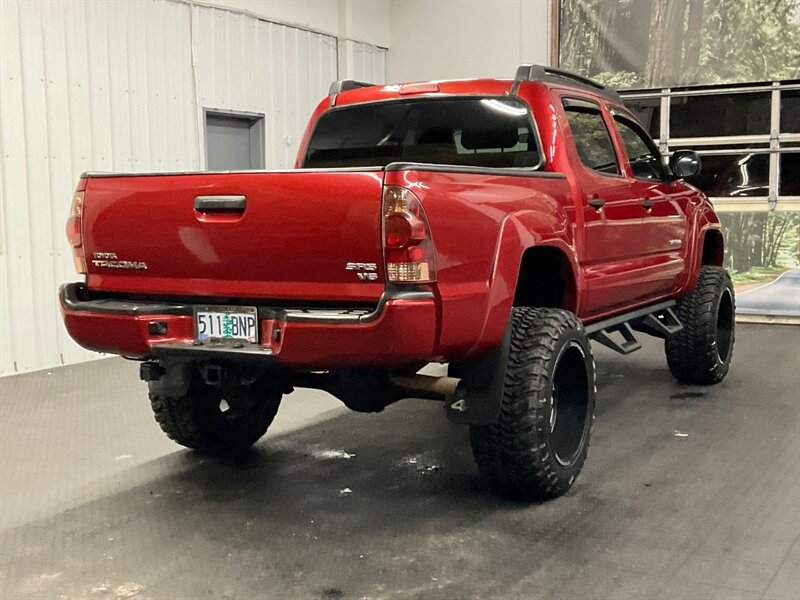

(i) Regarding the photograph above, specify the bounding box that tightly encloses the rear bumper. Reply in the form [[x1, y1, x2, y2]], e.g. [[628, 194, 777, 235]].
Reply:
[[59, 283, 438, 368]]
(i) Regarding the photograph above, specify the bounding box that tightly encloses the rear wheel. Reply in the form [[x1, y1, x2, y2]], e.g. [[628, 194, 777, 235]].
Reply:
[[149, 374, 282, 456], [666, 266, 735, 385], [470, 307, 596, 500]]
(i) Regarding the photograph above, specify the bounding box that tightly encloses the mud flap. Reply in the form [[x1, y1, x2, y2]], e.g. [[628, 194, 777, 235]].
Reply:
[[445, 317, 512, 425]]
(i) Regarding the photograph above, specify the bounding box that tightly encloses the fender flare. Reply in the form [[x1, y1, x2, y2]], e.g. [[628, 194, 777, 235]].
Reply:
[[447, 211, 581, 425], [473, 211, 581, 353], [681, 201, 723, 294]]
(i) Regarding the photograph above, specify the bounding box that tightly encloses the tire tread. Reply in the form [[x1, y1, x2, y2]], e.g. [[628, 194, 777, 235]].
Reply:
[[149, 379, 281, 455], [470, 307, 595, 500], [666, 265, 735, 385]]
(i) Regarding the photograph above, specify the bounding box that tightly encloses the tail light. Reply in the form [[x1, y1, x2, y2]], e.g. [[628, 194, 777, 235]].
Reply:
[[382, 186, 436, 283], [66, 185, 86, 274]]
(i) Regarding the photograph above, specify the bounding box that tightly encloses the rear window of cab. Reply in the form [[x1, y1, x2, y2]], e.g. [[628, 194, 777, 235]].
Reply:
[[303, 97, 542, 170]]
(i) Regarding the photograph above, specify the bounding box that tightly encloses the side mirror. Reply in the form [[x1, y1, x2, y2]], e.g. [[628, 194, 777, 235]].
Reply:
[[670, 150, 701, 179]]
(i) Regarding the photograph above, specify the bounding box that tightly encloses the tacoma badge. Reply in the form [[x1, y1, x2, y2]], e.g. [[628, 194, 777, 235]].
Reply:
[[92, 252, 148, 270]]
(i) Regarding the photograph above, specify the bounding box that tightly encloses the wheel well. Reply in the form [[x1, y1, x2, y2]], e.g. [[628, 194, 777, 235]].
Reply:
[[513, 247, 577, 312], [702, 229, 724, 266]]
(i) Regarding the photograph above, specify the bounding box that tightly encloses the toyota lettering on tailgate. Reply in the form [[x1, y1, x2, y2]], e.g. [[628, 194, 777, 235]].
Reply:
[[91, 252, 148, 270]]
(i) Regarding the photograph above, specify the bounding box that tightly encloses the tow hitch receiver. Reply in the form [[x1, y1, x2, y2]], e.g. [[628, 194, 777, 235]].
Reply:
[[139, 361, 165, 382]]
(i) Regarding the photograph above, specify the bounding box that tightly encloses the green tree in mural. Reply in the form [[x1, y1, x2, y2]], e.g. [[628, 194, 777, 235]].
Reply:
[[719, 212, 800, 276], [763, 212, 800, 269], [560, 0, 800, 87]]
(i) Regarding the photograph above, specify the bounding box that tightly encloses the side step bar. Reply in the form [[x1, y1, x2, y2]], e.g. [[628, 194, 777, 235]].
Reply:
[[585, 300, 683, 355], [591, 322, 642, 355]]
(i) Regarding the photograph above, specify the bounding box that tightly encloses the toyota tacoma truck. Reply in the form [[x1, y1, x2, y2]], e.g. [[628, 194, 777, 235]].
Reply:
[[60, 65, 735, 500]]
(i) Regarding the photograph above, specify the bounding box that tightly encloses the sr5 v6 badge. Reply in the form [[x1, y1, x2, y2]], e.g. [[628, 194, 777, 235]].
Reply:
[[346, 262, 378, 281]]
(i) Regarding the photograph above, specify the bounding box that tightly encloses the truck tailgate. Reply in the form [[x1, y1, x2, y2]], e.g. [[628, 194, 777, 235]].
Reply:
[[82, 170, 385, 302]]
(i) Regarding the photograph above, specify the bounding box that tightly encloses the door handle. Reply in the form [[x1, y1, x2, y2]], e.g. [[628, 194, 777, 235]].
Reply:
[[194, 195, 247, 212], [641, 198, 654, 210], [588, 197, 606, 209]]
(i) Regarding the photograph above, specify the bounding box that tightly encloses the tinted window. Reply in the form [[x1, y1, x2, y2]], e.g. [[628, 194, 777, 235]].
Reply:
[[670, 92, 770, 137], [614, 116, 667, 180], [303, 98, 540, 169], [564, 106, 620, 175]]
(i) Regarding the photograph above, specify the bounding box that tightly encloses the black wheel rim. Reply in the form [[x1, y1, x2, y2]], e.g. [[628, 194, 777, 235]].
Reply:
[[550, 342, 590, 467], [716, 288, 734, 363], [215, 391, 258, 422]]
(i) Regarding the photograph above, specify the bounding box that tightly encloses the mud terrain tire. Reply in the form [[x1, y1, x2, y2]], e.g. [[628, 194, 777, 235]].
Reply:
[[470, 307, 596, 500], [666, 266, 735, 385], [149, 376, 282, 456]]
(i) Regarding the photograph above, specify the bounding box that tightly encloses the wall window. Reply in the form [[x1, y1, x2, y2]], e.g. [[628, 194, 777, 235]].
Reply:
[[685, 148, 771, 198], [779, 148, 800, 196], [622, 97, 661, 139], [563, 104, 619, 175], [780, 91, 800, 134], [205, 110, 265, 171], [619, 84, 799, 203], [670, 92, 771, 138]]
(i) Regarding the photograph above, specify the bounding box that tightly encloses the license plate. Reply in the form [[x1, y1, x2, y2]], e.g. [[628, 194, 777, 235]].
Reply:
[[195, 306, 258, 343]]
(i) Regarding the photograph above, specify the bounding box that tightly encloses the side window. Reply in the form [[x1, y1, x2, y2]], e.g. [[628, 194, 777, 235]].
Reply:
[[613, 116, 668, 180], [563, 102, 620, 175]]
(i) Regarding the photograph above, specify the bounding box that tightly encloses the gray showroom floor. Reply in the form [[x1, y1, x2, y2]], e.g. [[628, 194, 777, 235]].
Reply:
[[1, 324, 798, 600]]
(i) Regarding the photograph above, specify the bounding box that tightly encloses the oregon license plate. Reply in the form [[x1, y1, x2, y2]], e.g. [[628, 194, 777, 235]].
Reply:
[[195, 306, 258, 343]]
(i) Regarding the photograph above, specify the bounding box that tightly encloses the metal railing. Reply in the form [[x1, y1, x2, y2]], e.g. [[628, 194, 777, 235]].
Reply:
[[620, 81, 799, 212]]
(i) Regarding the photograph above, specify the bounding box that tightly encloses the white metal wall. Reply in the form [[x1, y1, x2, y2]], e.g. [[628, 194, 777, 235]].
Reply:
[[0, 0, 367, 376], [346, 40, 388, 84], [192, 5, 338, 167]]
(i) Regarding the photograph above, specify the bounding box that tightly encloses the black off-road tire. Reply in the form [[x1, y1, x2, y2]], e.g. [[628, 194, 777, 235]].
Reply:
[[666, 265, 735, 385], [470, 307, 596, 500], [149, 376, 282, 456]]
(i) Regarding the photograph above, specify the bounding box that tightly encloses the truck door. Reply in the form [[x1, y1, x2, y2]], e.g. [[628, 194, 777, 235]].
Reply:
[[609, 112, 690, 298], [560, 97, 652, 314]]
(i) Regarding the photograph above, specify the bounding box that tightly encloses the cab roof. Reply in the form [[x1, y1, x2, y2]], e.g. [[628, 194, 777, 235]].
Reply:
[[328, 64, 622, 108]]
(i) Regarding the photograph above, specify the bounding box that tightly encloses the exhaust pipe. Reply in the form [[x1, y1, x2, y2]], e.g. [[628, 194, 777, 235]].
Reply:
[[289, 371, 466, 412], [389, 374, 465, 398]]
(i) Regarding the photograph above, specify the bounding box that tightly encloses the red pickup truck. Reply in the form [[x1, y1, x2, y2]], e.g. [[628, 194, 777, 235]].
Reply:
[[60, 65, 735, 500]]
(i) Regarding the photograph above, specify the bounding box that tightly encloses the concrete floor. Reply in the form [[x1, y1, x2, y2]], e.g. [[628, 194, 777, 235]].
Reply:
[[1, 324, 798, 600]]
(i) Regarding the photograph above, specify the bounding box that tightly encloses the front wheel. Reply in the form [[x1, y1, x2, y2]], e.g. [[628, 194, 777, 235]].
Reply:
[[666, 265, 735, 385], [470, 307, 596, 500]]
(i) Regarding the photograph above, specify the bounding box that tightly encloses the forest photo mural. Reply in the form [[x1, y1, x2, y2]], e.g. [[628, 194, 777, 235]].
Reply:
[[559, 0, 800, 315], [559, 0, 800, 88]]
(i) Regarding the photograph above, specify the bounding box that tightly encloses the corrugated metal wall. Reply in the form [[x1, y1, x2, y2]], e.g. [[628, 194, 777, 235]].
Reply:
[[192, 5, 338, 167], [347, 40, 388, 84], [0, 0, 385, 376]]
